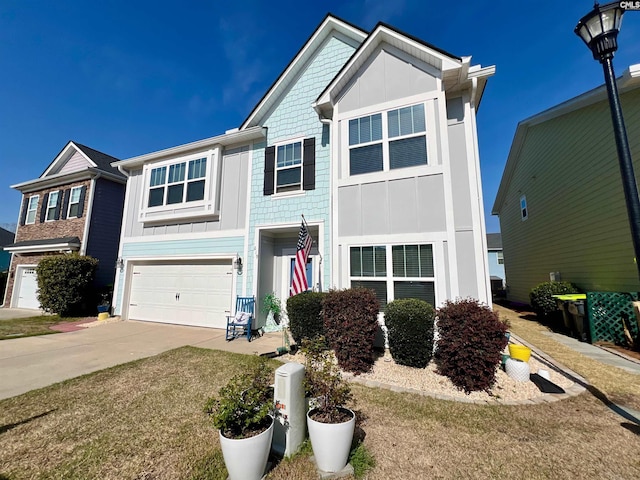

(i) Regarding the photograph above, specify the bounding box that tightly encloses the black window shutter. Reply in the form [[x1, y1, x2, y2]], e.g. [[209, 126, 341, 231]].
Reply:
[[19, 197, 28, 225], [40, 193, 49, 223], [264, 146, 275, 196], [61, 189, 70, 220], [54, 191, 62, 220], [303, 137, 316, 191], [77, 186, 86, 218]]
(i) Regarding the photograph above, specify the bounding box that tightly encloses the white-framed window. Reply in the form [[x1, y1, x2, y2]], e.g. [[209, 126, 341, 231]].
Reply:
[[520, 195, 528, 221], [350, 243, 436, 309], [45, 191, 60, 221], [25, 195, 39, 225], [348, 102, 427, 176], [497, 251, 504, 265], [276, 141, 302, 193], [67, 186, 83, 218], [139, 149, 218, 223]]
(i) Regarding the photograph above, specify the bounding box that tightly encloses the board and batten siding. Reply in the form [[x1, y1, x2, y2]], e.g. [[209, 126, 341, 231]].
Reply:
[[121, 146, 251, 238], [497, 88, 640, 304]]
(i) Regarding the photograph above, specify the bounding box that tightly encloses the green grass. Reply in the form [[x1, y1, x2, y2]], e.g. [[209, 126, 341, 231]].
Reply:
[[0, 315, 80, 340]]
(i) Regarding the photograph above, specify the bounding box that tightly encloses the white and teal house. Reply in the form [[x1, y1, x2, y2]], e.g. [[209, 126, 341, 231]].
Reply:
[[110, 14, 495, 331]]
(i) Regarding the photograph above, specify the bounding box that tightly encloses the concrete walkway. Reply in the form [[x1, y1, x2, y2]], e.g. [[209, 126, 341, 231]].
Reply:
[[0, 319, 284, 400]]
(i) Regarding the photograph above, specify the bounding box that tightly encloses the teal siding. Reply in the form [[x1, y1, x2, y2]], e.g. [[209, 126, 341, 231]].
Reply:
[[246, 34, 357, 295]]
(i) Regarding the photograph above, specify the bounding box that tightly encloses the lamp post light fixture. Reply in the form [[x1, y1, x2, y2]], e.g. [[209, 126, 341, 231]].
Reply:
[[575, 2, 640, 281]]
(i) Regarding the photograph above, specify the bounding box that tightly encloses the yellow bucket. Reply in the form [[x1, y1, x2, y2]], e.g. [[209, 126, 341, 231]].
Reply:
[[98, 312, 109, 321], [508, 344, 531, 362]]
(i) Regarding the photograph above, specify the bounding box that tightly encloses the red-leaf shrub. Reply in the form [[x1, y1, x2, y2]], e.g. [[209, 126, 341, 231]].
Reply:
[[434, 299, 509, 394], [322, 288, 379, 375]]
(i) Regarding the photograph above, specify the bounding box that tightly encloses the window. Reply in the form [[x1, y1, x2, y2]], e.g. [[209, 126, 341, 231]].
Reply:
[[147, 157, 207, 208], [497, 251, 504, 265], [45, 191, 60, 221], [349, 244, 436, 309], [276, 142, 302, 193], [264, 138, 315, 196], [520, 195, 528, 221], [25, 195, 38, 224], [67, 187, 83, 218], [348, 103, 427, 176]]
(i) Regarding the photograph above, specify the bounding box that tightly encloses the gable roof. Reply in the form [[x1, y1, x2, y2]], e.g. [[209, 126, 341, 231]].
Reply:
[[240, 13, 367, 129], [314, 21, 494, 117], [11, 141, 125, 193], [492, 64, 640, 216]]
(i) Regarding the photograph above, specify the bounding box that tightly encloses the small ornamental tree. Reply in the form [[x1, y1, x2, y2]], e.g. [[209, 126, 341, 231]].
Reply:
[[384, 298, 435, 368], [287, 292, 326, 344], [435, 299, 509, 394], [322, 288, 379, 375], [529, 281, 580, 323], [36, 254, 98, 316]]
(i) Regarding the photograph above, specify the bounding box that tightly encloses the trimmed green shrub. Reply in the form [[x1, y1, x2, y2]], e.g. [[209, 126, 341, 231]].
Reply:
[[529, 281, 579, 322], [286, 292, 326, 344], [36, 254, 98, 316], [434, 299, 509, 394], [384, 298, 435, 368], [322, 288, 379, 375]]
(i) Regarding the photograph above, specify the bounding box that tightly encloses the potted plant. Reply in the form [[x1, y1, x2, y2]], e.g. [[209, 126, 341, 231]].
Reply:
[[263, 292, 282, 323], [203, 357, 275, 480], [302, 337, 355, 473]]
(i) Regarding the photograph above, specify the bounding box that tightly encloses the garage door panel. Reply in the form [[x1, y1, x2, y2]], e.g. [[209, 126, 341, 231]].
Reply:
[[128, 262, 233, 329]]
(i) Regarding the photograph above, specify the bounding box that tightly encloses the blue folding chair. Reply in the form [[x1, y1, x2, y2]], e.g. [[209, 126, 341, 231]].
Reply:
[[225, 296, 255, 342]]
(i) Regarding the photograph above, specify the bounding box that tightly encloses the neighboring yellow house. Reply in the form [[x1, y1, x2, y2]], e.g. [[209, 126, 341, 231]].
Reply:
[[492, 64, 640, 305]]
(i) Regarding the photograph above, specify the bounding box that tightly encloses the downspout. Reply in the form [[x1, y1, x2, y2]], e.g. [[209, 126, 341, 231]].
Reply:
[[112, 165, 131, 318], [81, 172, 102, 255]]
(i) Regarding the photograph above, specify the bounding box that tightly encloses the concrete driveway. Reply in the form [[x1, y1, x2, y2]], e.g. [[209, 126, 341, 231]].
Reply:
[[0, 319, 284, 400], [0, 308, 44, 320]]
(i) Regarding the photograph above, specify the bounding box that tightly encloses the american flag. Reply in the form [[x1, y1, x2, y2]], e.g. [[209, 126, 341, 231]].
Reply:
[[291, 220, 312, 295]]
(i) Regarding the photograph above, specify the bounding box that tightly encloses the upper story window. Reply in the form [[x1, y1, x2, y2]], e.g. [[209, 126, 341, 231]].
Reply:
[[348, 103, 427, 176], [45, 191, 60, 221], [139, 149, 219, 224], [276, 142, 302, 193], [520, 195, 528, 221], [147, 157, 207, 208], [497, 251, 504, 265], [67, 186, 83, 218], [25, 195, 39, 225], [264, 138, 315, 196]]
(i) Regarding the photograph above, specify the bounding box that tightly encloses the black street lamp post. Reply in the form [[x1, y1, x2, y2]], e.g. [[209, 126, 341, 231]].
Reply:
[[575, 2, 640, 281]]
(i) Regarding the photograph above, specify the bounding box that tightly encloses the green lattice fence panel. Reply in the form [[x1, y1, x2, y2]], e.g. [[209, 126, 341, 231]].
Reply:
[[586, 292, 640, 344]]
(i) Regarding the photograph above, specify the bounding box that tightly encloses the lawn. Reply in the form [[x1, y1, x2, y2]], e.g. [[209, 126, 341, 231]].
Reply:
[[0, 315, 84, 340], [1, 346, 639, 479]]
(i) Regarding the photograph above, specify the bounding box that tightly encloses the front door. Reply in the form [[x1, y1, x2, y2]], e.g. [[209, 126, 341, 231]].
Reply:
[[288, 257, 313, 295]]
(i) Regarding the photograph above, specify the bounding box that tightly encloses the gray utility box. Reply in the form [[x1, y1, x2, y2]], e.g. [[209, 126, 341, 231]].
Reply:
[[272, 362, 306, 458]]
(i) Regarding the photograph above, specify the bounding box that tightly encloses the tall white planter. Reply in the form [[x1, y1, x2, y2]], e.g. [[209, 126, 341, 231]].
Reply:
[[307, 408, 355, 473], [219, 417, 274, 480]]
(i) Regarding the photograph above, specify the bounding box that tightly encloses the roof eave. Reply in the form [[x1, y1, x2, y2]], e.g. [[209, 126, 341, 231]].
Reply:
[[10, 168, 124, 193]]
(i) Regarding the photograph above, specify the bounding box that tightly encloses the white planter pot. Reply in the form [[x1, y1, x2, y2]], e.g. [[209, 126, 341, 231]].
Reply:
[[219, 416, 274, 480], [307, 408, 355, 473], [505, 358, 530, 382]]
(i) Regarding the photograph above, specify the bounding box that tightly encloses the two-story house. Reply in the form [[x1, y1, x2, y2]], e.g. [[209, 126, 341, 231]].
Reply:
[[110, 15, 494, 332], [3, 141, 126, 310]]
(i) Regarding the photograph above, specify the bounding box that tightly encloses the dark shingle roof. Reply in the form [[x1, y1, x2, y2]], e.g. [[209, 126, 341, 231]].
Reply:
[[4, 237, 80, 249], [486, 233, 502, 250], [0, 227, 15, 247]]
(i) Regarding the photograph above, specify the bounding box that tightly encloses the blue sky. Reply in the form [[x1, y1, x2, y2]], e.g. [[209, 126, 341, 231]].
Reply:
[[1, 1, 640, 233]]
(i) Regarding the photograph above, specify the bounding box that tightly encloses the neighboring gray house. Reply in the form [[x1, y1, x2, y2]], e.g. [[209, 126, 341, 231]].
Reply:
[[486, 233, 505, 296], [3, 141, 126, 309], [0, 227, 14, 272], [492, 64, 640, 304], [110, 14, 496, 331]]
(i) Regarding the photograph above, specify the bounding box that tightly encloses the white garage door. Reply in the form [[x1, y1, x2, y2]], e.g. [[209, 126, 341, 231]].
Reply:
[[128, 261, 233, 328], [16, 267, 40, 310]]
